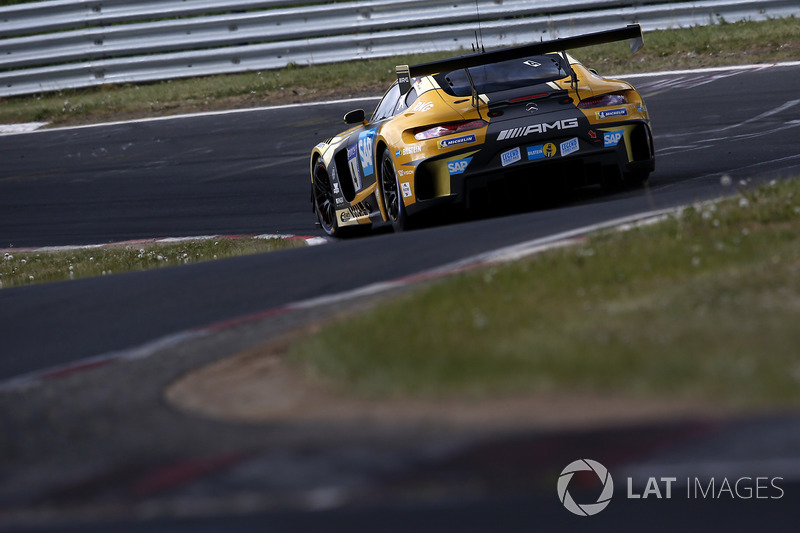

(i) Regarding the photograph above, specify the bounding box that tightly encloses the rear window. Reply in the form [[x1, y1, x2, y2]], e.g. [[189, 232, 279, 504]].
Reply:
[[435, 54, 568, 96]]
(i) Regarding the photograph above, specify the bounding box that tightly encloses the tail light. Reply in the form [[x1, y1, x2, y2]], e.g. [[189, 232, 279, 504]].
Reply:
[[413, 119, 486, 141], [577, 92, 628, 109]]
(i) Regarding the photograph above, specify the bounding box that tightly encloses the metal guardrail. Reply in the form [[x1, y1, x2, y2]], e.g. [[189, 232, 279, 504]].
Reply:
[[1, 0, 798, 97]]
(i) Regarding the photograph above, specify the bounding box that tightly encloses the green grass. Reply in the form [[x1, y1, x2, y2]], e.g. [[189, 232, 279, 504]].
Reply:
[[289, 178, 800, 407], [1, 17, 798, 127], [0, 236, 306, 289]]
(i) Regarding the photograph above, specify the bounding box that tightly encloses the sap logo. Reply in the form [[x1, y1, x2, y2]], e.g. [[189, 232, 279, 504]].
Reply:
[[447, 157, 473, 175], [501, 147, 521, 167], [411, 101, 434, 112], [358, 129, 377, 177], [597, 108, 628, 120], [497, 118, 579, 140], [604, 130, 624, 147]]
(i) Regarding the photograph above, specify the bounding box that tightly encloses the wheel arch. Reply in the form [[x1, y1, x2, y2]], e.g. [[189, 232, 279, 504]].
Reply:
[[374, 139, 392, 221]]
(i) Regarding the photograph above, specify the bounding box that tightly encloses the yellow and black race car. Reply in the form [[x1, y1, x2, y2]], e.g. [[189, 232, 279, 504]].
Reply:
[[310, 25, 654, 235]]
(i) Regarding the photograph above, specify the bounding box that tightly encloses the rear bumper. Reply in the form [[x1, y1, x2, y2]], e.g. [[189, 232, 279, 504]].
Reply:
[[408, 120, 654, 214]]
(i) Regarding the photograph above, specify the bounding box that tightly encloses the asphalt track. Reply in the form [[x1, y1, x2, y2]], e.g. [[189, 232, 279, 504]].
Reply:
[[3, 64, 800, 381], [1, 64, 800, 531]]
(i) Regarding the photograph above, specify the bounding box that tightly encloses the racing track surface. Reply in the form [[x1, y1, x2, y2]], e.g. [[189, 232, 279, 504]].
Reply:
[[2, 64, 800, 380], [1, 64, 800, 531]]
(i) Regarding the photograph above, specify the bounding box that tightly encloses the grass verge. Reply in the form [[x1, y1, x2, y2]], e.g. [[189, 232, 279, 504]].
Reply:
[[0, 17, 798, 127], [289, 178, 800, 407], [0, 236, 306, 289]]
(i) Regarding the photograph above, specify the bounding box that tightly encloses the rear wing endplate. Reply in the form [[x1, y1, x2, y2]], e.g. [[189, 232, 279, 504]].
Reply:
[[396, 24, 643, 93]]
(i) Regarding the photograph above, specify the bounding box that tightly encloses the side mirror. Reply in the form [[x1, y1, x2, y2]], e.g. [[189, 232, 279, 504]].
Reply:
[[344, 109, 366, 125]]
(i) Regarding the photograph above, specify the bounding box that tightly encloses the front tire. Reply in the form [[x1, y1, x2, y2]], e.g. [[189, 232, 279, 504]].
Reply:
[[379, 150, 409, 232], [312, 157, 340, 237]]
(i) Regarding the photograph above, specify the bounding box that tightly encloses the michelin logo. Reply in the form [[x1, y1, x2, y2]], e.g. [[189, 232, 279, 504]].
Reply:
[[497, 118, 579, 141], [447, 157, 473, 175], [597, 108, 628, 120], [438, 134, 477, 149]]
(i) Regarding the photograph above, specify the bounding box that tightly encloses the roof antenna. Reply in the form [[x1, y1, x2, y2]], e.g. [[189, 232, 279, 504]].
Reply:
[[474, 0, 485, 53]]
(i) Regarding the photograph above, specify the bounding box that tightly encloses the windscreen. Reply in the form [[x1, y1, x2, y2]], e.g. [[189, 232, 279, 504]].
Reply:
[[435, 54, 568, 96]]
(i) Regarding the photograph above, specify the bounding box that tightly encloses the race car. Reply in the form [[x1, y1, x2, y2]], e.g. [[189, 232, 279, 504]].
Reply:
[[310, 24, 654, 235]]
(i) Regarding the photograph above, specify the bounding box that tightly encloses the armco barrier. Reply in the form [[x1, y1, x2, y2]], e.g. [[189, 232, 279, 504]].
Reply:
[[1, 0, 798, 97]]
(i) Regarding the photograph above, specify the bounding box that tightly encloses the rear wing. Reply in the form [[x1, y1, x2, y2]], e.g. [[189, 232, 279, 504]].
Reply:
[[396, 24, 643, 94]]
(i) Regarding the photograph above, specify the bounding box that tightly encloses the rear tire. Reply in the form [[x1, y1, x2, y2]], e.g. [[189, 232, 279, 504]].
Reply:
[[379, 150, 410, 232]]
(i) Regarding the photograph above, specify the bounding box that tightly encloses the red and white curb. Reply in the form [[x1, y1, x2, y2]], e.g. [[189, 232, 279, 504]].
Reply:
[[0, 207, 681, 394]]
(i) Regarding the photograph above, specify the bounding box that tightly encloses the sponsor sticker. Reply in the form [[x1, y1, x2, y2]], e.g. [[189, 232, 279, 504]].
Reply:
[[346, 144, 361, 190], [401, 182, 413, 198], [527, 143, 558, 160], [339, 202, 371, 223], [560, 137, 579, 156], [596, 108, 628, 120], [497, 118, 579, 141], [401, 145, 422, 156], [603, 130, 624, 147], [447, 157, 473, 175], [358, 128, 377, 176], [410, 101, 434, 112], [527, 145, 545, 160], [523, 60, 542, 67], [438, 134, 477, 149], [501, 147, 522, 167]]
